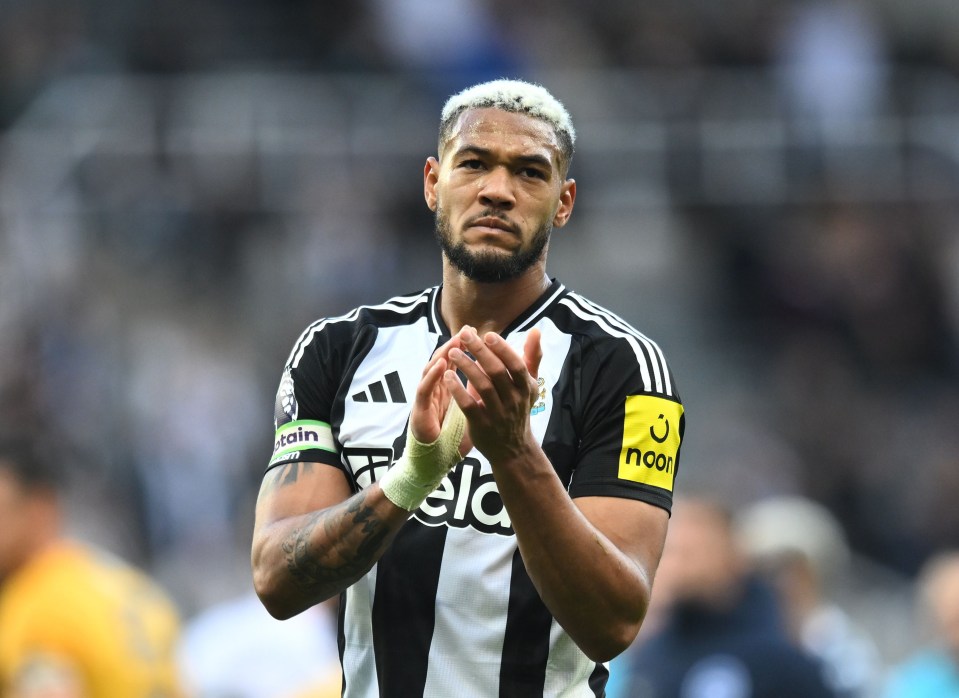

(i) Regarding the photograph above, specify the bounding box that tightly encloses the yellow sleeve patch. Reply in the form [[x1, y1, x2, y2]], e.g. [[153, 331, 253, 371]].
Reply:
[[618, 395, 683, 492]]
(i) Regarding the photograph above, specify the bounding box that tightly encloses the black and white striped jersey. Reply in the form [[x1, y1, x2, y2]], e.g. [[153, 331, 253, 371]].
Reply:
[[268, 279, 685, 698]]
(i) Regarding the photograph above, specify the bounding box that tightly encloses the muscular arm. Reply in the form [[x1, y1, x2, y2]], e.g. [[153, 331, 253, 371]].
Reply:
[[253, 340, 467, 619], [251, 461, 409, 619], [445, 327, 669, 662], [496, 452, 667, 662]]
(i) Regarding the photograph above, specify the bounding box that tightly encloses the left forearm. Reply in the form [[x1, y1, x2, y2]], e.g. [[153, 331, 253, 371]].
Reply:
[[493, 447, 652, 662], [443, 326, 662, 660]]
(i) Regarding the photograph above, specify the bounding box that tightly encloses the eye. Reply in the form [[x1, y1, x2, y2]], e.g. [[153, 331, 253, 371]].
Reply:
[[459, 159, 485, 170], [519, 167, 547, 180]]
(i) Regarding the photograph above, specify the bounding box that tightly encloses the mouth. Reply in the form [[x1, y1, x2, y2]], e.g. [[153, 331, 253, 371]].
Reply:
[[468, 216, 518, 234]]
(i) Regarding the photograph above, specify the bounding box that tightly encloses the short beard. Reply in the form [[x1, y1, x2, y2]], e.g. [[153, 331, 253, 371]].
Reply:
[[434, 208, 551, 283]]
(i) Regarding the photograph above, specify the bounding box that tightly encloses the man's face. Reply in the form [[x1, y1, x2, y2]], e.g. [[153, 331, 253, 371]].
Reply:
[[425, 108, 575, 283], [653, 499, 745, 610]]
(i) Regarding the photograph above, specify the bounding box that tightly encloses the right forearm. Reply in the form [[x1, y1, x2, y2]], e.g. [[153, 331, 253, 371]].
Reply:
[[252, 485, 408, 618], [253, 346, 467, 619]]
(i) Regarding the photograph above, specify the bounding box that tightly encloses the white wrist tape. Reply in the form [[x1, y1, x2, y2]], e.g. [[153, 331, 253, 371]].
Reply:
[[380, 400, 467, 512]]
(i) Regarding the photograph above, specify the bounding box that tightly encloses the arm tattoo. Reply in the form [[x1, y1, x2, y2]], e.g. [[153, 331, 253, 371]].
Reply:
[[281, 489, 391, 595], [260, 462, 315, 497]]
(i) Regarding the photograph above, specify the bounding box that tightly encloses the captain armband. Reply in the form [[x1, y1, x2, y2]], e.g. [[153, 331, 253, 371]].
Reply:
[[269, 420, 337, 468]]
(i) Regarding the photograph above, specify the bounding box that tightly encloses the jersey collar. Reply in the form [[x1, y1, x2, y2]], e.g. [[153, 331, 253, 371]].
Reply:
[[429, 278, 567, 338]]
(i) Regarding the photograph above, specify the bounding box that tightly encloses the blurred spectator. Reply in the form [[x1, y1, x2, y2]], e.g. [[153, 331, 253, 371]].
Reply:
[[754, 207, 954, 383], [125, 317, 260, 560], [0, 434, 184, 697], [771, 0, 891, 193], [881, 551, 959, 698], [738, 495, 883, 698], [774, 0, 889, 140], [368, 0, 523, 96], [178, 593, 340, 698], [616, 495, 835, 698], [118, 311, 266, 616]]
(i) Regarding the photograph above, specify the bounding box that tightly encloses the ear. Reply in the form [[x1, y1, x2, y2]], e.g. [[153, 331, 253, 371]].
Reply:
[[424, 157, 440, 212], [552, 178, 576, 228]]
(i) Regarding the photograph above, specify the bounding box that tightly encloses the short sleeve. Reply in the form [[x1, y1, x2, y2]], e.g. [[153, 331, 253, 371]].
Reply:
[[266, 323, 345, 473], [567, 335, 684, 513]]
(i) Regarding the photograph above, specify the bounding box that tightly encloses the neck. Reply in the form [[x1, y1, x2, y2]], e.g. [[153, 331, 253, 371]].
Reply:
[[440, 263, 551, 336]]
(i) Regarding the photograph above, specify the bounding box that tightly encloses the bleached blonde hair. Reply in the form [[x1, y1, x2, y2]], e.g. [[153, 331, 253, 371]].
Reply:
[[438, 79, 576, 175]]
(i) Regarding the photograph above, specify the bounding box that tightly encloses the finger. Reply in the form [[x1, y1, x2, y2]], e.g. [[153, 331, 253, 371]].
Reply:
[[424, 335, 464, 376], [481, 332, 531, 391], [523, 328, 543, 380], [484, 333, 539, 409], [414, 357, 448, 408], [410, 358, 448, 442], [444, 369, 481, 414], [457, 328, 515, 396], [440, 376, 475, 458], [447, 346, 504, 413]]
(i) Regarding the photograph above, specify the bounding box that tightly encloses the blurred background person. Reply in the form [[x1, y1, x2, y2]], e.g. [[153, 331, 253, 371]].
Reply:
[[737, 495, 883, 698], [881, 551, 959, 698], [773, 0, 890, 140], [0, 434, 184, 698], [178, 593, 340, 698], [615, 494, 835, 698]]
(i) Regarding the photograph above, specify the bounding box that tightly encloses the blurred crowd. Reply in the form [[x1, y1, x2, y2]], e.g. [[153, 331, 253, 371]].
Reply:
[[2, 0, 959, 695]]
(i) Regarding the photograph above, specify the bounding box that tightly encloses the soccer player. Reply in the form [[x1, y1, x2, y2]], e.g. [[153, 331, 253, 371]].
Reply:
[[251, 79, 686, 697], [0, 436, 184, 697]]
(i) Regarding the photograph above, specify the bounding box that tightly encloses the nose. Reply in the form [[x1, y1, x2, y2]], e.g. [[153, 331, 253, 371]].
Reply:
[[478, 166, 515, 210]]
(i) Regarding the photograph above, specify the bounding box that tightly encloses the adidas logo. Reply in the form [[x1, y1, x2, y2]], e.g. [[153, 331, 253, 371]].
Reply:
[[352, 371, 407, 403]]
